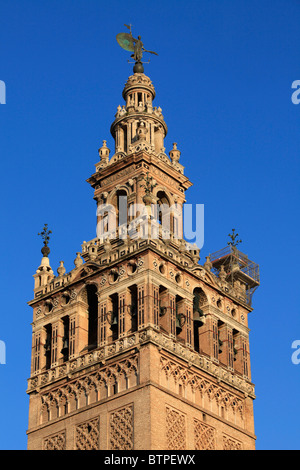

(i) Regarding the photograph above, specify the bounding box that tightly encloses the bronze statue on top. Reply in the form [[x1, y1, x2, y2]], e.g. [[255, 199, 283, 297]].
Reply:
[[116, 24, 158, 73]]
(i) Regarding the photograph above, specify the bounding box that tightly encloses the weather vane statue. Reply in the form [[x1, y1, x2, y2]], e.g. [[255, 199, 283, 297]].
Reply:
[[38, 223, 52, 257], [116, 24, 158, 73], [227, 228, 242, 248]]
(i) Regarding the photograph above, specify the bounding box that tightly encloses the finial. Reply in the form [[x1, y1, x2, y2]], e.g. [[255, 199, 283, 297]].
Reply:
[[104, 237, 112, 254], [57, 261, 66, 277], [98, 140, 110, 164], [74, 252, 83, 268], [169, 142, 181, 163], [227, 228, 242, 248], [38, 223, 52, 257], [116, 25, 158, 73], [204, 255, 212, 271]]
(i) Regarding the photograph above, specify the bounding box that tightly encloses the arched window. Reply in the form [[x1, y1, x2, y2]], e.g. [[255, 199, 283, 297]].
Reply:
[[97, 203, 116, 238], [156, 191, 172, 236], [156, 191, 169, 223], [112, 189, 128, 228]]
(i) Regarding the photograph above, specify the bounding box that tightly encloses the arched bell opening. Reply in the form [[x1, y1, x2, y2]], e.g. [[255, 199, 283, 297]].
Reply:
[[175, 294, 185, 337], [193, 287, 208, 353], [44, 324, 52, 370], [86, 285, 98, 351], [111, 189, 128, 229], [109, 293, 119, 341], [159, 285, 168, 318], [129, 285, 138, 333], [156, 191, 171, 230], [61, 316, 70, 362]]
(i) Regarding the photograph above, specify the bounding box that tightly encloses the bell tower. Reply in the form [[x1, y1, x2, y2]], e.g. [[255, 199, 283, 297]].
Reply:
[[26, 35, 259, 451]]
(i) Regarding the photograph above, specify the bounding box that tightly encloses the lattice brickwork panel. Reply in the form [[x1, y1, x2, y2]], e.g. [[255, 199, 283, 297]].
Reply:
[[75, 417, 100, 450], [109, 404, 134, 450], [166, 406, 186, 450], [194, 418, 216, 450], [223, 434, 243, 450], [43, 431, 66, 450]]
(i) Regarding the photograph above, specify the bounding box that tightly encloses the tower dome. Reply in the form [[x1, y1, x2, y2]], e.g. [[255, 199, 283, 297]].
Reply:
[[110, 72, 167, 158]]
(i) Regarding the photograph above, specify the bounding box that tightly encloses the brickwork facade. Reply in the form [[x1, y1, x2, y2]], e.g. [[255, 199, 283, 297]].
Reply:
[[27, 67, 259, 450]]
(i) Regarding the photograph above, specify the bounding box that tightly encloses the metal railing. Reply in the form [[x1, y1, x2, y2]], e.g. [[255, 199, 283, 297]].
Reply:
[[210, 246, 259, 284]]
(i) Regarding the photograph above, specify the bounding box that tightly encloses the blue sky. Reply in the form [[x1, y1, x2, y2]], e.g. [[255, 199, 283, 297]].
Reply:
[[0, 0, 299, 450]]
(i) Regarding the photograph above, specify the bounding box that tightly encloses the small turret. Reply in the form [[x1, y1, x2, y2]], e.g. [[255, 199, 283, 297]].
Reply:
[[33, 224, 54, 290], [169, 142, 181, 163], [98, 140, 110, 166]]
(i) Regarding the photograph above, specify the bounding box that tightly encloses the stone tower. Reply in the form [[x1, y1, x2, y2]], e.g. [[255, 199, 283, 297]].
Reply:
[[26, 63, 260, 450]]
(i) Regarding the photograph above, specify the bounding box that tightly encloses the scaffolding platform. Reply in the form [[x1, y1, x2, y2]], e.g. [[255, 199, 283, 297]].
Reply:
[[209, 245, 260, 305]]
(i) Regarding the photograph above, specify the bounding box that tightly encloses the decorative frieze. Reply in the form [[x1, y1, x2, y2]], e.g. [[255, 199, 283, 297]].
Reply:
[[160, 356, 244, 427], [39, 356, 138, 424]]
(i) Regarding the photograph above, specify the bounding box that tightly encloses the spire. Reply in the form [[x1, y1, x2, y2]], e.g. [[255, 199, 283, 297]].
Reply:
[[91, 28, 189, 175], [34, 224, 54, 290], [38, 223, 52, 257], [98, 140, 110, 166]]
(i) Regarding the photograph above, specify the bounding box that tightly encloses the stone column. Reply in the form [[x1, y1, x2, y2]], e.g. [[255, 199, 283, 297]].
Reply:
[[127, 119, 133, 151], [137, 283, 146, 330], [98, 299, 108, 347], [69, 313, 76, 359], [73, 299, 88, 356], [118, 290, 127, 338], [183, 299, 193, 348], [217, 323, 234, 369], [126, 287, 135, 335], [119, 126, 124, 153], [159, 290, 176, 339], [151, 282, 160, 328], [199, 312, 218, 360]]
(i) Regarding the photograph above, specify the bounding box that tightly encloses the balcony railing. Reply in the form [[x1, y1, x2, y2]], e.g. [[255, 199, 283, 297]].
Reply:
[[210, 245, 260, 285]]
